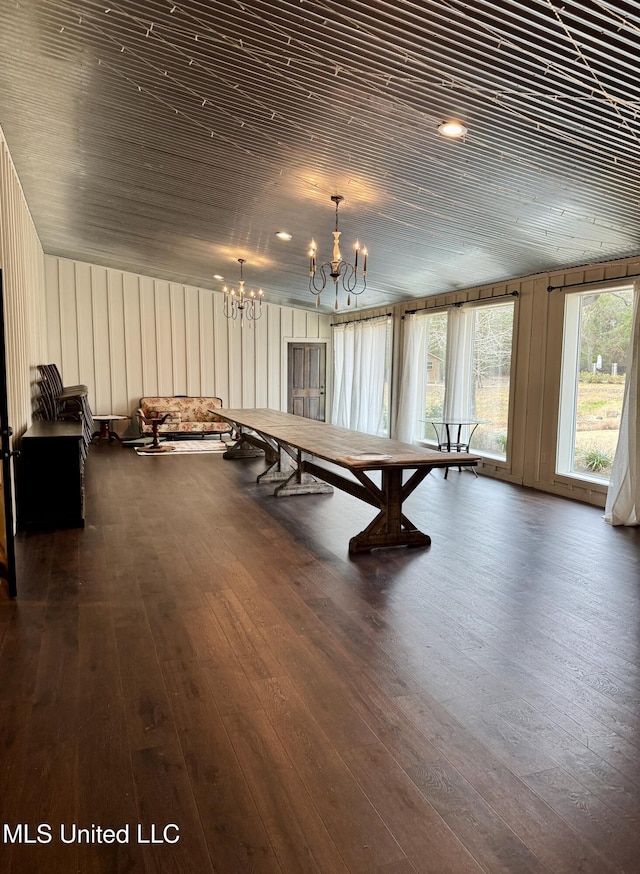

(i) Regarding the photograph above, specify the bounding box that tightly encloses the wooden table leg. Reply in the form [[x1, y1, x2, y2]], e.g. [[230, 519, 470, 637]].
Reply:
[[92, 419, 116, 444], [223, 427, 269, 458], [257, 437, 295, 483], [297, 461, 433, 553], [274, 449, 333, 495], [348, 467, 432, 553]]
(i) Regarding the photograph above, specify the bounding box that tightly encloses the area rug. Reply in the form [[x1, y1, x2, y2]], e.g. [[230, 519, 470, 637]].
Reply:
[[135, 440, 229, 456]]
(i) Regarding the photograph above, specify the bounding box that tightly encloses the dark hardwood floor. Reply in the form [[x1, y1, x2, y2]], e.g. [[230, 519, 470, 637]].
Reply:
[[2, 444, 639, 873]]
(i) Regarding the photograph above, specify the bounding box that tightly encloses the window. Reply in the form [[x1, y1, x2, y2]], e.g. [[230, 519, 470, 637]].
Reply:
[[469, 302, 514, 459], [417, 303, 513, 459], [420, 311, 448, 440], [557, 286, 633, 481]]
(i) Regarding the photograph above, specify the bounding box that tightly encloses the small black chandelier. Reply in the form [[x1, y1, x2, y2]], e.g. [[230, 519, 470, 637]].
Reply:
[[222, 258, 264, 326], [308, 195, 368, 310]]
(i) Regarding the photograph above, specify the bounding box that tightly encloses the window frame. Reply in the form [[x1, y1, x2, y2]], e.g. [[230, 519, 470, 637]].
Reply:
[[416, 299, 517, 464], [556, 284, 632, 484]]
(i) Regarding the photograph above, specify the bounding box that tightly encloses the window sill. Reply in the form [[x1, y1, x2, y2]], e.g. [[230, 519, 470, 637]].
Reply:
[[554, 470, 609, 491], [474, 448, 507, 463]]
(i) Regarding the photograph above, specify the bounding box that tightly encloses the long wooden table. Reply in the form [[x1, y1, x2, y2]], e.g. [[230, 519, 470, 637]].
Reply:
[[216, 409, 480, 554]]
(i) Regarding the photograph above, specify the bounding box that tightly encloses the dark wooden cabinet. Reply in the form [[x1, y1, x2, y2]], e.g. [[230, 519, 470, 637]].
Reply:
[[19, 420, 85, 527]]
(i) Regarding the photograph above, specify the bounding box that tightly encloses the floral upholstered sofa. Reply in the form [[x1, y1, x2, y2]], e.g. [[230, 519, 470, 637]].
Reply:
[[137, 397, 232, 439]]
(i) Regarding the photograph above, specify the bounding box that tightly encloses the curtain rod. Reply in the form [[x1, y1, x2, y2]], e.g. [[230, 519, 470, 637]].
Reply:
[[547, 273, 640, 292], [330, 312, 392, 326], [404, 289, 519, 316]]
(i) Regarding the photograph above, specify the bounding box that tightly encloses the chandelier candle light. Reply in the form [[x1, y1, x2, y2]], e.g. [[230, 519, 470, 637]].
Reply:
[[308, 195, 367, 309], [222, 258, 264, 326]]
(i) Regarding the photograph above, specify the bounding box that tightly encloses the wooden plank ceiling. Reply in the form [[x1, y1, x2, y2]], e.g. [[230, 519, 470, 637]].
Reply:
[[1, 0, 639, 311]]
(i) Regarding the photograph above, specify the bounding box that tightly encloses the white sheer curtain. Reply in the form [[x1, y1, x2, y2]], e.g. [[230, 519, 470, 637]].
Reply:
[[443, 307, 474, 421], [331, 323, 353, 428], [332, 317, 389, 434], [605, 281, 640, 526], [395, 314, 426, 442]]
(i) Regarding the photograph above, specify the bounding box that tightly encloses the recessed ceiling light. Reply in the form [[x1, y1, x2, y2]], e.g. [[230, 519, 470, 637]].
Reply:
[[438, 120, 468, 138], [275, 231, 292, 241], [213, 274, 224, 280]]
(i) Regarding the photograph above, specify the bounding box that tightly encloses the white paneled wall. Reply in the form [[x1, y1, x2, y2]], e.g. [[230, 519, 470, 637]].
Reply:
[[0, 129, 47, 437], [45, 256, 331, 430]]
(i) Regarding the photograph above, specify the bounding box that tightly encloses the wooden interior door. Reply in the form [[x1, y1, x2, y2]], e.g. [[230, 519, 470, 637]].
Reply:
[[0, 271, 17, 597], [287, 342, 326, 420]]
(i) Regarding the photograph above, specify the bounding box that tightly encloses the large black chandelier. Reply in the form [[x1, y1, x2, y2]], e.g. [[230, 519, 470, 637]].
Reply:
[[308, 195, 368, 310], [222, 258, 264, 326]]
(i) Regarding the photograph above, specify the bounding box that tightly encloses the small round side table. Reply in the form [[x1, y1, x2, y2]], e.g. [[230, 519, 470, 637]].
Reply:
[[92, 414, 130, 444]]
